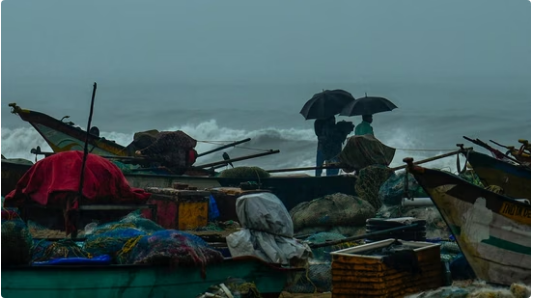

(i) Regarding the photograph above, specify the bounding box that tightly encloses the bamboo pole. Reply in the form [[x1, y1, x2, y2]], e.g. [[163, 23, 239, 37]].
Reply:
[[309, 223, 420, 249], [389, 147, 471, 171], [266, 149, 470, 174]]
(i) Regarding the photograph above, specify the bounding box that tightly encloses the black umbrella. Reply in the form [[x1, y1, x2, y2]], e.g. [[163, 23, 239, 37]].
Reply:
[[340, 94, 398, 116], [300, 89, 356, 120]]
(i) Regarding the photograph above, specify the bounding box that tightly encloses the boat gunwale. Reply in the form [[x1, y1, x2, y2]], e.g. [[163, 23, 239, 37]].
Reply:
[[2, 256, 306, 272], [411, 165, 531, 209]]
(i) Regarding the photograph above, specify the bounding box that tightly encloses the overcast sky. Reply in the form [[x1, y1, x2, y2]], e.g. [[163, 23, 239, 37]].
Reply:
[[2, 0, 530, 84]]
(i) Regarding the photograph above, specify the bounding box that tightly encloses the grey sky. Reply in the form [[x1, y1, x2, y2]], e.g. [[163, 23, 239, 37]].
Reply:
[[2, 0, 530, 84]]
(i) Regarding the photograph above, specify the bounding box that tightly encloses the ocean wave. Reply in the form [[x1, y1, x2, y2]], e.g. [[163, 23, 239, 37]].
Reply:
[[1, 119, 462, 174]]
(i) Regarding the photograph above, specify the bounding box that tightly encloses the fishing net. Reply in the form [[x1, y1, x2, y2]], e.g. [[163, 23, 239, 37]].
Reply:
[[84, 228, 146, 264], [111, 160, 140, 173], [458, 170, 485, 187], [402, 206, 450, 239], [284, 262, 332, 294], [198, 278, 263, 298], [484, 185, 505, 195], [378, 171, 427, 206], [218, 166, 270, 180], [129, 230, 224, 274], [2, 214, 33, 266], [87, 211, 164, 236], [32, 239, 90, 262], [290, 193, 376, 234], [355, 165, 394, 209]]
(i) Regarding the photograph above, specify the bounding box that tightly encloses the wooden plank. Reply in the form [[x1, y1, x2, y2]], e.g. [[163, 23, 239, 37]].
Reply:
[[332, 270, 442, 289], [78, 204, 153, 211], [331, 264, 442, 282]]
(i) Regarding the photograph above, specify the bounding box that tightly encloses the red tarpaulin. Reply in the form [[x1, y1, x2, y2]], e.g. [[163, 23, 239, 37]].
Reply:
[[5, 151, 151, 234]]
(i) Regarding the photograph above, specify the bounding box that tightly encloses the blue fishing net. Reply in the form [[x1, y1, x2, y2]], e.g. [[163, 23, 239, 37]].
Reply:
[[90, 211, 164, 236], [32, 239, 90, 262]]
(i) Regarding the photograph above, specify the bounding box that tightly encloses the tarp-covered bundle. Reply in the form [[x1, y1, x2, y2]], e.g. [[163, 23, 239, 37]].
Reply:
[[226, 192, 311, 265], [339, 134, 396, 172], [4, 151, 151, 234]]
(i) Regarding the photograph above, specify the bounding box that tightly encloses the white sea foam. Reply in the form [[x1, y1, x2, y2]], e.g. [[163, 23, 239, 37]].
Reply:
[[1, 119, 463, 175]]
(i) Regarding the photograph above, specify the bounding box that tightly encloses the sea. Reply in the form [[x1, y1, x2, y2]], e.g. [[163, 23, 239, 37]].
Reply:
[[1, 76, 530, 175]]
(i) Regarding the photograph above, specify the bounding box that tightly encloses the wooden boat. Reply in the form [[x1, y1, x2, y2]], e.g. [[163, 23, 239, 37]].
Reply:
[[8, 103, 130, 157], [405, 158, 531, 286], [2, 254, 302, 298], [463, 150, 530, 199]]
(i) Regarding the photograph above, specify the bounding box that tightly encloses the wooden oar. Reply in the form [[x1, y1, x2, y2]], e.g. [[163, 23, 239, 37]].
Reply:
[[195, 150, 280, 169], [266, 164, 341, 174], [197, 138, 251, 158], [463, 136, 524, 165]]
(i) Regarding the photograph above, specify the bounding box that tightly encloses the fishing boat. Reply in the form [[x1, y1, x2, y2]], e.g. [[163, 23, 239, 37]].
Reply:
[[404, 157, 531, 286], [8, 103, 130, 157], [2, 253, 301, 298], [462, 149, 530, 199]]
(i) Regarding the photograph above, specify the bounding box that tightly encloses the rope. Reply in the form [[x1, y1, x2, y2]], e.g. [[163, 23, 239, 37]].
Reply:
[[116, 235, 143, 261]]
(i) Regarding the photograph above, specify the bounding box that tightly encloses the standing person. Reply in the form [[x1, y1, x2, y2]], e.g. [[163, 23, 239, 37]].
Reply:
[[354, 114, 374, 136], [322, 120, 355, 176], [314, 116, 336, 177]]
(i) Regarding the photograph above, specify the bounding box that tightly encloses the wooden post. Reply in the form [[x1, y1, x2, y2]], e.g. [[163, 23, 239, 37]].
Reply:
[[72, 82, 97, 239]]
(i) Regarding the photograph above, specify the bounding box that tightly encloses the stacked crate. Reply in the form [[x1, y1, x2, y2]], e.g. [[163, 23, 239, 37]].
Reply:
[[330, 239, 443, 297], [143, 186, 211, 230]]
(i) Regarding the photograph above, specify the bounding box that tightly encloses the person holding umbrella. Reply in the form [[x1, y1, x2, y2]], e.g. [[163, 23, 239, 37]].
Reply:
[[300, 89, 356, 176], [340, 94, 398, 136], [337, 94, 398, 173], [354, 114, 374, 136]]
